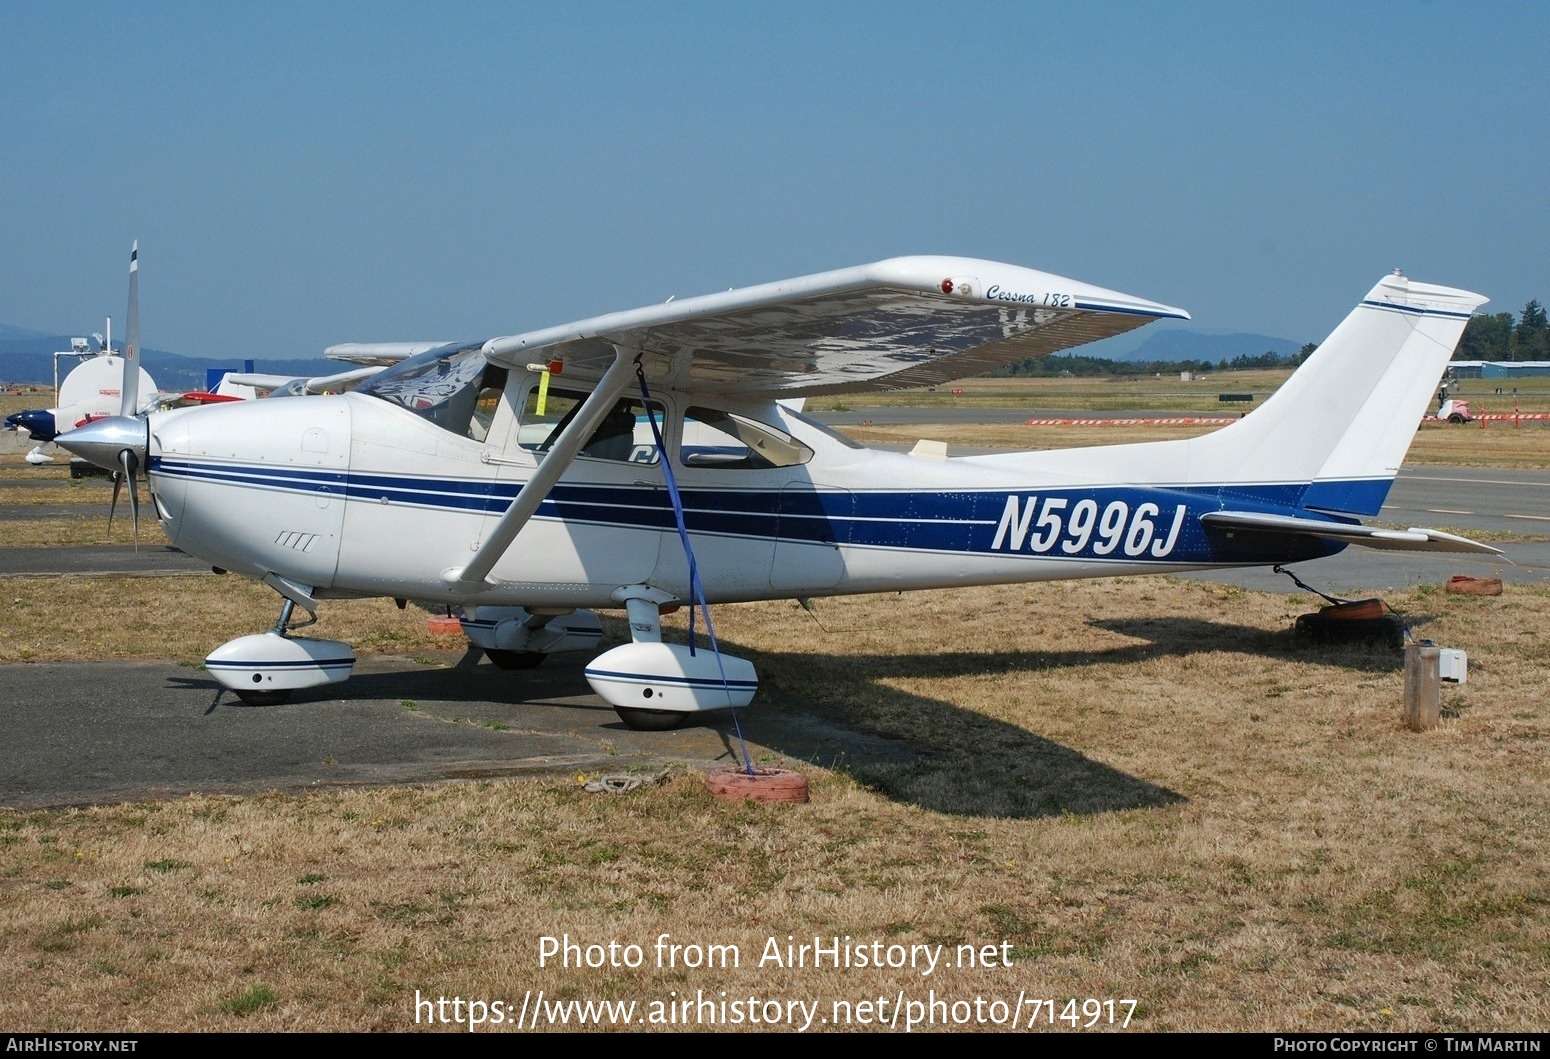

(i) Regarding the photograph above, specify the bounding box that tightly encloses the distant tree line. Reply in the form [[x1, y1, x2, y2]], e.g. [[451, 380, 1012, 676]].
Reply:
[[1454, 300, 1548, 362], [999, 345, 1316, 379], [996, 296, 1550, 378]]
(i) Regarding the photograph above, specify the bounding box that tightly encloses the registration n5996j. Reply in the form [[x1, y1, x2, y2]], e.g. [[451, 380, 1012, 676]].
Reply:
[[990, 495, 1188, 558]]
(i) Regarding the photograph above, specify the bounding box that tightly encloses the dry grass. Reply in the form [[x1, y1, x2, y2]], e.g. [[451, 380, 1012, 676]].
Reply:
[[0, 516, 171, 549], [813, 371, 1550, 415], [0, 483, 107, 508], [0, 484, 114, 506], [1407, 420, 1550, 469], [0, 576, 448, 663], [3, 378, 1549, 1032], [841, 417, 1550, 471], [1, 577, 1547, 1032], [820, 371, 1550, 469], [844, 422, 1225, 451]]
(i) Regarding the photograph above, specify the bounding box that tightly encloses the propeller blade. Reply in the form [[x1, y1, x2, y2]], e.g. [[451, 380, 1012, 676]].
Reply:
[[120, 242, 140, 418], [120, 448, 140, 550], [107, 468, 123, 540]]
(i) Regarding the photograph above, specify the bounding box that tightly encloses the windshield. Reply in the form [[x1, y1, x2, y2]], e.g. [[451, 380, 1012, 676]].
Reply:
[[355, 342, 504, 436]]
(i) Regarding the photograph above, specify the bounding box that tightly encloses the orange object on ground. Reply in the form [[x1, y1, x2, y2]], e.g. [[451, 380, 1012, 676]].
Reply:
[[705, 766, 810, 804], [1445, 575, 1503, 597]]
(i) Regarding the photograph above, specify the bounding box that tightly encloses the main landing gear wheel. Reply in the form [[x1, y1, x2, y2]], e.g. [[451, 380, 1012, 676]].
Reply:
[[235, 689, 292, 707], [614, 706, 691, 731], [485, 649, 546, 670]]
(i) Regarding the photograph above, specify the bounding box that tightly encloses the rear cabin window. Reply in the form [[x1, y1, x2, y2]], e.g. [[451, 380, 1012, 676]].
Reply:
[[680, 407, 813, 470]]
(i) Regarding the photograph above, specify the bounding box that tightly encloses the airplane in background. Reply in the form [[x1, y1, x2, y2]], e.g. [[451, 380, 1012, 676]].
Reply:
[[188, 343, 439, 402], [5, 245, 157, 464], [7, 248, 415, 465], [58, 256, 1494, 729], [5, 346, 158, 464]]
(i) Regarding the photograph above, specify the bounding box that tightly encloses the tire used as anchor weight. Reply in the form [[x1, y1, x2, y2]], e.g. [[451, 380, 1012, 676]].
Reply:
[[705, 765, 810, 803]]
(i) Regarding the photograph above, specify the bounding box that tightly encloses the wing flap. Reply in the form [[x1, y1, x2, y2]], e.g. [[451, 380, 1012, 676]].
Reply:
[[1202, 511, 1502, 555], [481, 256, 1188, 396]]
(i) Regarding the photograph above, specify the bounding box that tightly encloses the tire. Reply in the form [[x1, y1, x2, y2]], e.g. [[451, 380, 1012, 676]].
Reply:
[[235, 689, 292, 706], [1294, 612, 1405, 650], [485, 649, 546, 670], [1448, 413, 1465, 424], [614, 706, 691, 731], [704, 765, 810, 804]]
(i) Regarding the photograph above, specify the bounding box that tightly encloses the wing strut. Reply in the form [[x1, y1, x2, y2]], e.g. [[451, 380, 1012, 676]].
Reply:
[[440, 345, 637, 592]]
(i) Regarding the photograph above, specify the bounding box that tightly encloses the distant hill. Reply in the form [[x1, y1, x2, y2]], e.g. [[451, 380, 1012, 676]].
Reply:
[[0, 323, 62, 343], [1106, 329, 1303, 364], [0, 326, 339, 391]]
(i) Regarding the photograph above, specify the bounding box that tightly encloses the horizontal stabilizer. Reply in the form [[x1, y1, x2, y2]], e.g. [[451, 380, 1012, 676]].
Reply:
[[1202, 511, 1501, 555]]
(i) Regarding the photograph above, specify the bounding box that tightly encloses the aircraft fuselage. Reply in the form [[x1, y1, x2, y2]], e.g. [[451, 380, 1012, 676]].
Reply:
[[145, 388, 1339, 610]]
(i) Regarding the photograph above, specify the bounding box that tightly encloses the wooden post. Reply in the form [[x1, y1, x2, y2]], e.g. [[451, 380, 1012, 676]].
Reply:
[[1404, 644, 1441, 731]]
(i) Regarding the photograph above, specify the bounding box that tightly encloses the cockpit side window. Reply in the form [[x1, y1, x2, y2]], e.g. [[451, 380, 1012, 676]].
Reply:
[[518, 385, 661, 464], [465, 370, 508, 442], [681, 407, 813, 469]]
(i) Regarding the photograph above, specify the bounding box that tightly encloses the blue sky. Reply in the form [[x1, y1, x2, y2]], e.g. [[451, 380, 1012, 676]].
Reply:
[[2, 2, 1544, 359]]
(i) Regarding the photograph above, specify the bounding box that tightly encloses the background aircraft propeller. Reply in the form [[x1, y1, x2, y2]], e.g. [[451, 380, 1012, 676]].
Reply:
[[120, 241, 140, 419], [55, 244, 151, 547]]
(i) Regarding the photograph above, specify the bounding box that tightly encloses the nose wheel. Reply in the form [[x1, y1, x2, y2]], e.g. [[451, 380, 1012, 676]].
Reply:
[[614, 706, 691, 731], [236, 688, 292, 707], [205, 590, 356, 706]]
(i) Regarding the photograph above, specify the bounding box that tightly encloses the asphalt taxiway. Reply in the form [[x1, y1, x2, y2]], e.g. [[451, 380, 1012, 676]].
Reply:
[[0, 649, 738, 809], [0, 647, 975, 811]]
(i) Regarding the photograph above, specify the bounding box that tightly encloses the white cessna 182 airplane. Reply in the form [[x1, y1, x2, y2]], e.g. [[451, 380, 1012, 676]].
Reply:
[[58, 255, 1494, 729]]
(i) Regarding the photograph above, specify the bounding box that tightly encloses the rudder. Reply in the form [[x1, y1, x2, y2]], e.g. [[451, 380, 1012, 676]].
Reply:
[[1181, 271, 1485, 515]]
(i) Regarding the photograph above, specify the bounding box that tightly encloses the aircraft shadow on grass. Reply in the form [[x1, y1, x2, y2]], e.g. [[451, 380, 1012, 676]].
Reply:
[[163, 633, 1195, 819], [1086, 615, 1409, 673], [162, 607, 1418, 819]]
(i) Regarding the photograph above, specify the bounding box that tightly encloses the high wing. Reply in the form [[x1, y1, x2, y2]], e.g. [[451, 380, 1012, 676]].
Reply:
[[435, 257, 1186, 591], [1201, 511, 1502, 555], [480, 256, 1189, 396]]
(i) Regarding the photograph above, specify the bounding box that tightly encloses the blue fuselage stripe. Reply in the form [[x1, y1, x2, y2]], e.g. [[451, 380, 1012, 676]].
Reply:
[[584, 667, 759, 690], [149, 457, 1382, 565]]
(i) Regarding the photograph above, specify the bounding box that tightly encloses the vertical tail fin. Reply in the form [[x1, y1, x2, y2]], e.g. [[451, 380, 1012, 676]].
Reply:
[[1182, 272, 1486, 515]]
